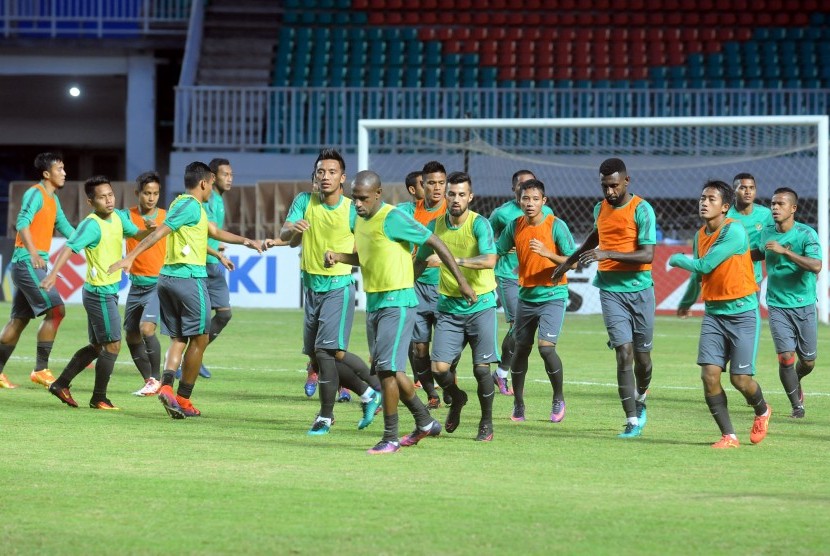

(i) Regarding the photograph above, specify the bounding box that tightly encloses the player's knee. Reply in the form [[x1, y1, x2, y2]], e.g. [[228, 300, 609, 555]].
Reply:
[[105, 340, 121, 354], [537, 344, 556, 358], [139, 322, 156, 337], [45, 306, 65, 326], [473, 364, 490, 381], [777, 352, 796, 367], [800, 358, 816, 371], [213, 308, 232, 328], [412, 342, 429, 358]]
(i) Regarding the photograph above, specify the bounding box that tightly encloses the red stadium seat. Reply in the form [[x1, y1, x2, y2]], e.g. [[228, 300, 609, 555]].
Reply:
[[352, 0, 369, 8]]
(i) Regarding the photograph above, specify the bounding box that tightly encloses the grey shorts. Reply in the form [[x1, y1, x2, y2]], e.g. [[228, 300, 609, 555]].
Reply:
[[83, 288, 122, 345], [206, 263, 231, 309], [513, 298, 566, 347], [123, 283, 160, 332], [496, 277, 519, 324], [367, 306, 416, 373], [599, 288, 655, 351], [768, 305, 818, 360], [698, 309, 760, 375], [10, 260, 64, 319], [431, 307, 500, 365], [412, 280, 438, 343], [303, 284, 355, 355], [157, 274, 212, 338]]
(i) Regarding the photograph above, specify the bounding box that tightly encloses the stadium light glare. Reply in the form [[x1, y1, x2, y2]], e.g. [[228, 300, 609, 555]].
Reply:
[[68, 86, 81, 97]]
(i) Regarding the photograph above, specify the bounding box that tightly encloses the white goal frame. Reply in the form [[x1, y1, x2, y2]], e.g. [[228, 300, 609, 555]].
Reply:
[[358, 116, 829, 324]]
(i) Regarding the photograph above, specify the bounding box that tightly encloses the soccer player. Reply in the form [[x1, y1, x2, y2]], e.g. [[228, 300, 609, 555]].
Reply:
[[415, 172, 499, 442], [280, 148, 382, 436], [124, 171, 166, 396], [108, 161, 264, 419], [403, 161, 450, 408], [197, 157, 236, 379], [498, 179, 576, 423], [325, 170, 475, 454], [0, 153, 74, 390], [552, 158, 656, 438], [397, 170, 427, 389], [42, 176, 153, 409], [727, 173, 774, 287], [754, 188, 821, 418], [670, 180, 772, 448], [488, 169, 554, 396]]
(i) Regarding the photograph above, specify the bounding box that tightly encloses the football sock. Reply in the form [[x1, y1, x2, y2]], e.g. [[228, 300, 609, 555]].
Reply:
[[634, 358, 652, 397], [382, 412, 399, 442], [779, 360, 801, 408], [177, 381, 194, 399], [496, 367, 509, 379], [538, 345, 564, 401], [434, 370, 462, 399], [208, 308, 232, 343], [55, 344, 99, 388], [359, 387, 374, 403], [510, 344, 532, 405], [402, 393, 432, 429], [92, 350, 117, 400], [413, 353, 439, 398], [315, 349, 339, 420], [335, 358, 368, 395], [705, 391, 734, 435], [500, 330, 515, 373], [0, 343, 14, 371], [339, 351, 380, 391], [796, 360, 813, 380], [746, 385, 768, 417], [161, 370, 176, 387], [35, 341, 54, 371], [617, 365, 637, 418], [143, 334, 162, 380], [128, 342, 152, 380], [473, 364, 494, 423]]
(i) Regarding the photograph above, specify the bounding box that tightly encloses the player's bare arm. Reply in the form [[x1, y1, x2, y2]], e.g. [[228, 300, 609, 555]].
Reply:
[[424, 234, 477, 304], [552, 228, 599, 283], [39, 245, 75, 291], [207, 222, 263, 254], [279, 219, 309, 243], [108, 223, 173, 274], [766, 240, 822, 273], [456, 253, 497, 270], [324, 250, 360, 268]]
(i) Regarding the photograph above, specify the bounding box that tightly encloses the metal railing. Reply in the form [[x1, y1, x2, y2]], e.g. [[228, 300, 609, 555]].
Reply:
[[1, 0, 192, 37], [173, 86, 830, 151]]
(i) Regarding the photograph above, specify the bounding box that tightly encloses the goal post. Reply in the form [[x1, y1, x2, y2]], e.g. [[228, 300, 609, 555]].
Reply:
[[357, 116, 829, 324]]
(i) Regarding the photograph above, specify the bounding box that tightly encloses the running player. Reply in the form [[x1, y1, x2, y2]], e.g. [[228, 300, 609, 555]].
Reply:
[[108, 161, 264, 419], [415, 171, 498, 441], [42, 176, 152, 409], [280, 148, 382, 435], [325, 170, 475, 454], [124, 171, 166, 396], [727, 173, 774, 287], [197, 157, 236, 379], [0, 153, 74, 390], [488, 169, 554, 395], [754, 188, 821, 418], [498, 179, 576, 423], [553, 158, 656, 438], [398, 170, 426, 388], [399, 161, 449, 407], [670, 179, 772, 448]]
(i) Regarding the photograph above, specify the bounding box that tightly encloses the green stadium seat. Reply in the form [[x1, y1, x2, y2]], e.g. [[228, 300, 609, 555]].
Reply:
[[479, 67, 497, 86], [403, 67, 420, 87]]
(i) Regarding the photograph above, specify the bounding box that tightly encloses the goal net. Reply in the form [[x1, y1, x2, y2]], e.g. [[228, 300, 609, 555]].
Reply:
[[358, 116, 829, 323]]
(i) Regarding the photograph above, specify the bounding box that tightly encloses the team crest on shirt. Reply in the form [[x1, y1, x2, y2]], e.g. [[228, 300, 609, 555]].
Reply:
[[755, 223, 763, 231]]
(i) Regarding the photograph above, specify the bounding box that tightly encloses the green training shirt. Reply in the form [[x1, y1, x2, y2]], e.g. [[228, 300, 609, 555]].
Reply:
[[761, 222, 822, 308]]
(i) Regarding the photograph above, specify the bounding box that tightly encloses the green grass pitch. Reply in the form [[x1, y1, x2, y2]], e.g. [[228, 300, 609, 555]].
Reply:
[[1, 304, 829, 554]]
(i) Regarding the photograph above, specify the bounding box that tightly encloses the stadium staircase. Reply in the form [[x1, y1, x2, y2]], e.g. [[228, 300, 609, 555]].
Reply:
[[198, 0, 282, 85]]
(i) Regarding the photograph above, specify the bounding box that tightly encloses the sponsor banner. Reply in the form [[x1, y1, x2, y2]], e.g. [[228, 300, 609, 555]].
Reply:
[[41, 239, 302, 308]]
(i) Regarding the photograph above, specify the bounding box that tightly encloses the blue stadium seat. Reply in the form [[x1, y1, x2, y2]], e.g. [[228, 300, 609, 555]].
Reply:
[[479, 67, 498, 87], [403, 67, 421, 87]]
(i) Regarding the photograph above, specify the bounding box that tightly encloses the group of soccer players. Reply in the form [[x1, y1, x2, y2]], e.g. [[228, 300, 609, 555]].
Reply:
[[0, 150, 821, 453], [0, 153, 266, 417]]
